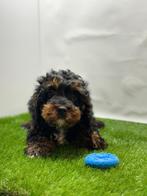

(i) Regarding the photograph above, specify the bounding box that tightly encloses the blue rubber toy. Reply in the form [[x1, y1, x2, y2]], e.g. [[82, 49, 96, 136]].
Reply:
[[84, 153, 119, 169]]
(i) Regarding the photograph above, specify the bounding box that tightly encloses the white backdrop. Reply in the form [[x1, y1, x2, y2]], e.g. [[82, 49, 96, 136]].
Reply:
[[0, 0, 40, 116], [1, 0, 147, 123]]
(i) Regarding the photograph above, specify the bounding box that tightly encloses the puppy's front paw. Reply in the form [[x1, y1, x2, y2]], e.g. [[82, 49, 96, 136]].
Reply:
[[25, 145, 41, 158], [25, 140, 55, 157], [91, 131, 108, 150]]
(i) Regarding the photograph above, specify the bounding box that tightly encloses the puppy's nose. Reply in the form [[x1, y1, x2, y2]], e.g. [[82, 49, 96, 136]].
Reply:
[[58, 107, 67, 117]]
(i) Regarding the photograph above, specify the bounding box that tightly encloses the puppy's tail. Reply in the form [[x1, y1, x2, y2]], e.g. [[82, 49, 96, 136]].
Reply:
[[96, 120, 105, 129]]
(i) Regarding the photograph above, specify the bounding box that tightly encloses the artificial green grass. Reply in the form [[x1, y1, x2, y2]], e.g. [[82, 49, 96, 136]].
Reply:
[[0, 114, 147, 196]]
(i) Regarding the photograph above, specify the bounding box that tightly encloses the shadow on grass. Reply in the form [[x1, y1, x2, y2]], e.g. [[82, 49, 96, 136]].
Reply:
[[47, 144, 91, 161], [47, 145, 112, 172], [0, 189, 27, 196]]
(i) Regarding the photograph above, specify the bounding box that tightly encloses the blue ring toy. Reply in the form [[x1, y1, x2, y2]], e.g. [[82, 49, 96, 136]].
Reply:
[[84, 153, 119, 169]]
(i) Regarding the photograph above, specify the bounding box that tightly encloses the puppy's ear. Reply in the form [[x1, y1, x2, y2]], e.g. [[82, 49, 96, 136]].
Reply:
[[28, 92, 40, 123]]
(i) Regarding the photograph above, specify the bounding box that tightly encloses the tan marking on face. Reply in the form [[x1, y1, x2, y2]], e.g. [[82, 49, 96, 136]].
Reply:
[[66, 106, 81, 126], [41, 103, 58, 122]]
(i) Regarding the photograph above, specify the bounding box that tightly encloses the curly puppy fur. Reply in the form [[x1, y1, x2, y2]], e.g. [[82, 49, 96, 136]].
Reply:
[[24, 70, 107, 157]]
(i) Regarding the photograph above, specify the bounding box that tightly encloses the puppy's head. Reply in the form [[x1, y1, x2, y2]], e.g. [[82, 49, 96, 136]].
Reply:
[[41, 95, 81, 129], [36, 71, 89, 129]]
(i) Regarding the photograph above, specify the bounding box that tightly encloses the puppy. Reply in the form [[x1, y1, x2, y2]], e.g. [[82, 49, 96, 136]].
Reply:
[[24, 70, 107, 157]]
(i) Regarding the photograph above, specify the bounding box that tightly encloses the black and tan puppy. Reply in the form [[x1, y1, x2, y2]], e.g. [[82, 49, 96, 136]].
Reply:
[[24, 70, 107, 157]]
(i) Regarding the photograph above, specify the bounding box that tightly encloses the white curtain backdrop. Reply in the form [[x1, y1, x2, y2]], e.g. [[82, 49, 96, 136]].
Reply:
[[1, 0, 147, 123], [0, 0, 40, 117]]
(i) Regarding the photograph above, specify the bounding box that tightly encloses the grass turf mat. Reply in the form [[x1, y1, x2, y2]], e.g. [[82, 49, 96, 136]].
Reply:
[[0, 113, 147, 196]]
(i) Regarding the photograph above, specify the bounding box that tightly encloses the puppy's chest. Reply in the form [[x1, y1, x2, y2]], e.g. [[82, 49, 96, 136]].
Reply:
[[53, 128, 67, 145]]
